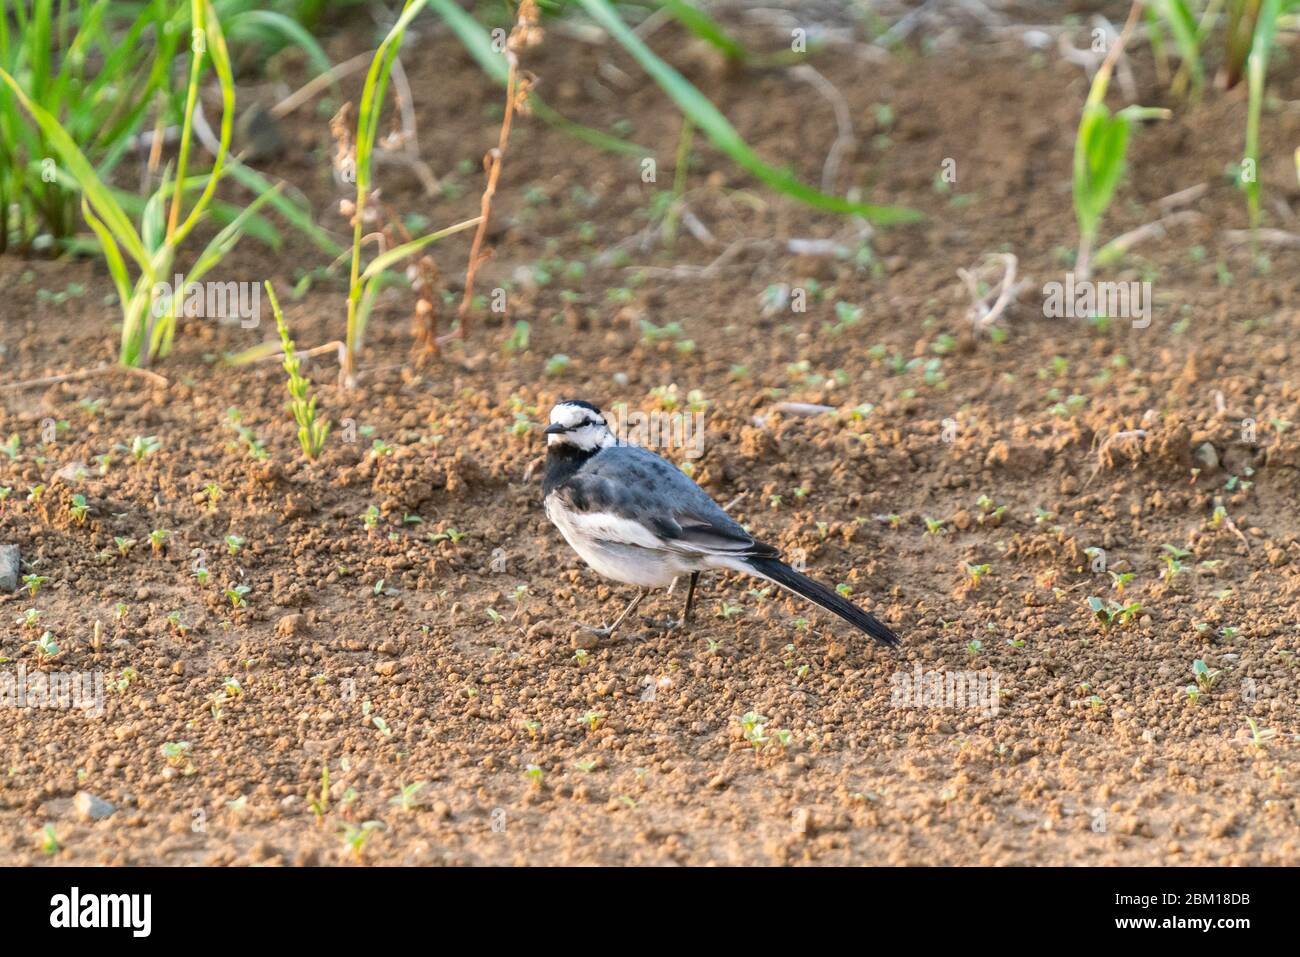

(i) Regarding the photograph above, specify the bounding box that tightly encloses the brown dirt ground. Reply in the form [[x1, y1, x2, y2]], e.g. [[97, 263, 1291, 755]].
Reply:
[[2, 7, 1300, 865]]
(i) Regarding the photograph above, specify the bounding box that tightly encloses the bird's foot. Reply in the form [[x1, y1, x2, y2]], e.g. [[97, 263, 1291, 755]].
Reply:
[[639, 615, 688, 633]]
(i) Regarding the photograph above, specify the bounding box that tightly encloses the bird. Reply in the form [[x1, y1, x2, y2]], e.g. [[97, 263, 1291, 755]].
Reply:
[[541, 398, 898, 646]]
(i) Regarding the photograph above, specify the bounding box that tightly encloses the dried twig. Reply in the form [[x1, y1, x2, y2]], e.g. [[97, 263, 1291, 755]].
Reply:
[[774, 402, 837, 417], [271, 51, 371, 120], [1222, 228, 1300, 248], [1, 364, 168, 391], [441, 1, 542, 346], [958, 253, 1021, 331], [1155, 182, 1209, 213], [1097, 210, 1200, 263], [790, 64, 856, 194]]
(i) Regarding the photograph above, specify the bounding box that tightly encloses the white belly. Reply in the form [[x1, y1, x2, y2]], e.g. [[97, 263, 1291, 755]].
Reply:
[[546, 495, 695, 588]]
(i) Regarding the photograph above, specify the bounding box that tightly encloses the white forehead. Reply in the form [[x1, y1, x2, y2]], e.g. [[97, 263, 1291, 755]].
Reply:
[[549, 403, 602, 427]]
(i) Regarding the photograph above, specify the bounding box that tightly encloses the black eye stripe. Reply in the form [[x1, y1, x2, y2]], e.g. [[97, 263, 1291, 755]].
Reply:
[[555, 418, 603, 433]]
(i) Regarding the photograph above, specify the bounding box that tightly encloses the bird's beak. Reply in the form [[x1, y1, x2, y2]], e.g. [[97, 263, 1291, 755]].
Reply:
[[543, 423, 566, 435]]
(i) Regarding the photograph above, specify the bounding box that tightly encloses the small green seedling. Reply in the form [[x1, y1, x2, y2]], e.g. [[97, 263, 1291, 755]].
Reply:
[[340, 821, 383, 859], [148, 529, 169, 554], [113, 537, 136, 557], [160, 741, 195, 774], [16, 608, 41, 629], [41, 824, 59, 856], [122, 435, 161, 461], [737, 711, 777, 749], [1087, 596, 1142, 630], [224, 584, 251, 608], [924, 516, 944, 536], [1245, 717, 1276, 749], [202, 483, 221, 512], [309, 767, 330, 822], [389, 781, 428, 812], [963, 563, 991, 587], [224, 534, 245, 556], [22, 574, 49, 598], [362, 505, 380, 531], [68, 494, 89, 524], [1192, 659, 1221, 694], [31, 631, 60, 665], [1160, 544, 1190, 580]]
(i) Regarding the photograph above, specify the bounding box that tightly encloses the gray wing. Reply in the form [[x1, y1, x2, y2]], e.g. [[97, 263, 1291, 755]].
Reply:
[[559, 445, 776, 557]]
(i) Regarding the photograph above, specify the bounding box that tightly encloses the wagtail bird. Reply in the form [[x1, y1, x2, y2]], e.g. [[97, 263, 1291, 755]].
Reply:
[[542, 399, 899, 645]]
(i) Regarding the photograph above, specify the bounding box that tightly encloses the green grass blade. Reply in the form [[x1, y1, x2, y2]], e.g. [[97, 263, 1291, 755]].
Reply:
[[660, 0, 746, 61], [80, 198, 132, 308], [1245, 0, 1282, 231], [172, 0, 235, 245], [224, 162, 343, 256], [1154, 0, 1204, 93], [225, 9, 334, 79], [359, 216, 482, 282], [0, 67, 150, 270], [576, 0, 920, 223]]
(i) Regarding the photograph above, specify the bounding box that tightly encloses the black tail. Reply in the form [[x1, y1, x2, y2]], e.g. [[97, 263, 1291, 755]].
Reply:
[[745, 557, 899, 647]]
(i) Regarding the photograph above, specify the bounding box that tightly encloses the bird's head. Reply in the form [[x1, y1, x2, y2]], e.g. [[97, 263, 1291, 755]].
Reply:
[[544, 399, 614, 452]]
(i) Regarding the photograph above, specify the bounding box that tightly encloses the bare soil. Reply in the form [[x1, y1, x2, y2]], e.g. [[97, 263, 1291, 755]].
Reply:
[[1, 8, 1299, 865]]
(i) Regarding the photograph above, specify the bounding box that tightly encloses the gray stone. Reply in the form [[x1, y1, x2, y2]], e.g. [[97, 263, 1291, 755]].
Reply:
[[74, 791, 116, 822], [1194, 442, 1220, 470], [0, 544, 19, 592]]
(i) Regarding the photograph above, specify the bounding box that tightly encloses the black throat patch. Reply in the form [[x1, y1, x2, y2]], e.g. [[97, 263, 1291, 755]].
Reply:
[[543, 443, 598, 498]]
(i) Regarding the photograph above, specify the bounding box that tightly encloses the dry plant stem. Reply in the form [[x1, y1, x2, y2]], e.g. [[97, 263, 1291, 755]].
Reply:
[[1213, 497, 1252, 553], [1099, 210, 1200, 260], [1, 364, 168, 391], [1155, 182, 1208, 212], [443, 56, 520, 344], [255, 341, 346, 365], [272, 52, 372, 119], [958, 253, 1019, 330], [790, 64, 856, 194], [1223, 229, 1300, 248]]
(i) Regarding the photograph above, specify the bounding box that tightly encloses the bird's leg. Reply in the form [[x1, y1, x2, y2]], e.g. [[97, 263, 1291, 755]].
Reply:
[[607, 589, 646, 635], [585, 589, 645, 638], [643, 572, 700, 633], [681, 571, 699, 624]]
